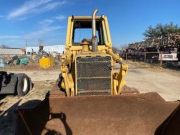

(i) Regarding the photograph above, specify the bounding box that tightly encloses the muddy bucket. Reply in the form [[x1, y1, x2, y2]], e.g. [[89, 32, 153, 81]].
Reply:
[[17, 92, 180, 135]]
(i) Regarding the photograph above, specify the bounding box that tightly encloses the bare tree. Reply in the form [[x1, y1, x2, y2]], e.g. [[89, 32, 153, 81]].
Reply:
[[0, 44, 10, 48], [113, 47, 119, 53]]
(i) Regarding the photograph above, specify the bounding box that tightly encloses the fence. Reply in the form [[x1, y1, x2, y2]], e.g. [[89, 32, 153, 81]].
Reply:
[[124, 52, 180, 66]]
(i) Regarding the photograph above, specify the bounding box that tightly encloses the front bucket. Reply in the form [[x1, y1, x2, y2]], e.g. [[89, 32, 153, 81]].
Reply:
[[17, 92, 180, 135]]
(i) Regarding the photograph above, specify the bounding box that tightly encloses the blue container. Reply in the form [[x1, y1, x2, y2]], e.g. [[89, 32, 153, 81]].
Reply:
[[0, 58, 5, 67]]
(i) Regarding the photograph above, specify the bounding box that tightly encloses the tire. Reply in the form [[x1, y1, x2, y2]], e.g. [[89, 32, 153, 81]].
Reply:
[[16, 73, 30, 96], [58, 73, 66, 93]]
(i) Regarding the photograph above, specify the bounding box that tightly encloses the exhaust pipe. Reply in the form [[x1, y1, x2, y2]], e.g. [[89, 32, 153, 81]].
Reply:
[[92, 9, 98, 52]]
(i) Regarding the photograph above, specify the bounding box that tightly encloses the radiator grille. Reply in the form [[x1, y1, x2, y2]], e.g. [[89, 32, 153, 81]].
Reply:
[[76, 56, 111, 95]]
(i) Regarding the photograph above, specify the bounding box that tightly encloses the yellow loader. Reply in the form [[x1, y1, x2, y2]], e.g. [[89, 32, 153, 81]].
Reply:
[[17, 9, 180, 135]]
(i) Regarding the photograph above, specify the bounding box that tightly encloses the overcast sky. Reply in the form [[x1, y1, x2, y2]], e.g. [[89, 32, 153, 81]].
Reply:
[[0, 0, 180, 48]]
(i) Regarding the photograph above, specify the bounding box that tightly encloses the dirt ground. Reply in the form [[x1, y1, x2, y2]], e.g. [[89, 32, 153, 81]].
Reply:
[[125, 63, 180, 101], [0, 70, 58, 135], [0, 63, 180, 135]]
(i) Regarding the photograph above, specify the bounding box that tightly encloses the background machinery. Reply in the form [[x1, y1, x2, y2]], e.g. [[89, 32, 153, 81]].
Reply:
[[7, 55, 29, 66], [38, 40, 55, 69], [17, 10, 180, 135]]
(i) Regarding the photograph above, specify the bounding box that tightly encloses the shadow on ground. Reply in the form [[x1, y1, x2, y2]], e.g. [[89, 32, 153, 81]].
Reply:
[[0, 94, 72, 135]]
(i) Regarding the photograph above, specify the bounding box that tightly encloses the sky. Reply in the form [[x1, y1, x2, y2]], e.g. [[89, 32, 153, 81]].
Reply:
[[0, 0, 180, 48]]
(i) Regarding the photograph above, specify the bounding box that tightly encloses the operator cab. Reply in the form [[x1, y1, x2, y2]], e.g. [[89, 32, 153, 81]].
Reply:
[[72, 19, 106, 46], [65, 15, 112, 52]]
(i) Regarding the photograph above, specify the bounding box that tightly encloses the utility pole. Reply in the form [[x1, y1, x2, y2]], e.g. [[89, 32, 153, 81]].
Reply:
[[39, 39, 43, 46], [25, 39, 27, 47], [38, 39, 44, 53]]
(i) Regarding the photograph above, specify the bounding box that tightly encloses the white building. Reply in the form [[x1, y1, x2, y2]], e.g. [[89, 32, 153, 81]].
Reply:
[[0, 48, 23, 57], [26, 45, 65, 55]]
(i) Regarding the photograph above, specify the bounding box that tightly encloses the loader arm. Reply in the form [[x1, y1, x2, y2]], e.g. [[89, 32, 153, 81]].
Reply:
[[60, 50, 75, 96], [107, 50, 128, 94], [114, 63, 128, 94]]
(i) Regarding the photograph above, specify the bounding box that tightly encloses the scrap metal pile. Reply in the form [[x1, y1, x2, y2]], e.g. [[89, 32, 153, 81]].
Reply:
[[128, 34, 180, 50], [124, 34, 180, 63]]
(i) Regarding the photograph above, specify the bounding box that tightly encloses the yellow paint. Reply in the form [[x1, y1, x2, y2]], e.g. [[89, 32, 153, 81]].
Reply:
[[60, 14, 128, 96], [39, 57, 55, 69]]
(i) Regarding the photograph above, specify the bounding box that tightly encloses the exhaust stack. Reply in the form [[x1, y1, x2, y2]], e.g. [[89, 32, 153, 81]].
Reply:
[[92, 9, 98, 52]]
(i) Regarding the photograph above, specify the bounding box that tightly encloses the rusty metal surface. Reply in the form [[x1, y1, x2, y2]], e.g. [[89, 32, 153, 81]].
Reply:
[[17, 92, 180, 135], [155, 105, 180, 135], [121, 86, 140, 95]]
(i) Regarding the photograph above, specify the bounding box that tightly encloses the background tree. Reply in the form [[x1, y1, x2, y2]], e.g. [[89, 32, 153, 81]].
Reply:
[[143, 22, 180, 39]]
